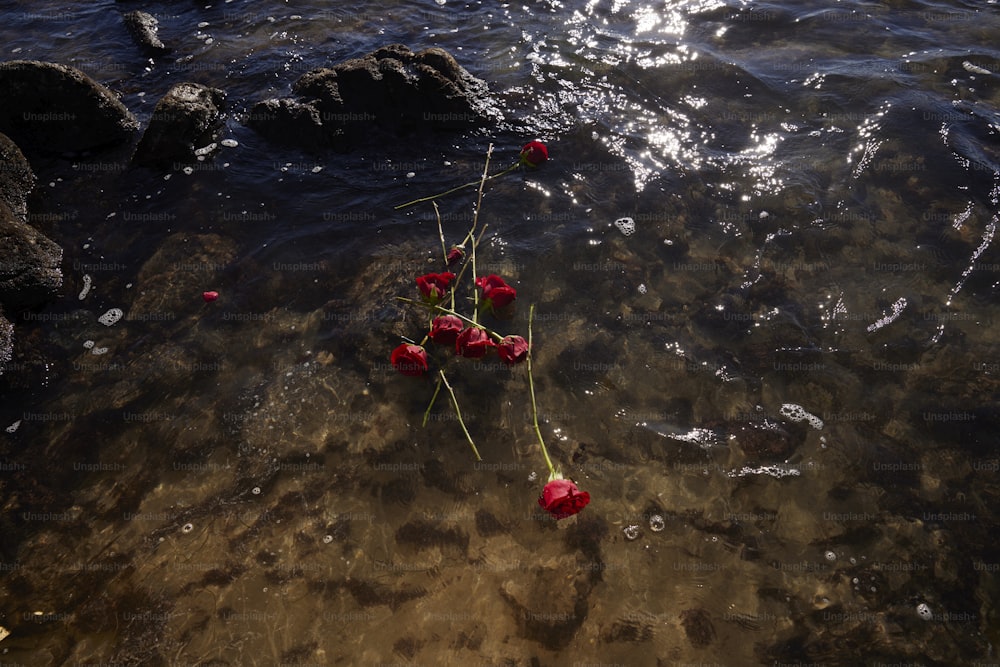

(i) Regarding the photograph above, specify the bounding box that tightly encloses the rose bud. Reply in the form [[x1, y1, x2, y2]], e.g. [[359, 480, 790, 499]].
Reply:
[[446, 246, 465, 267], [416, 272, 456, 304], [519, 140, 548, 168], [390, 343, 429, 377], [202, 290, 219, 302], [455, 327, 495, 359], [497, 335, 529, 365], [538, 478, 590, 519], [429, 315, 463, 346], [475, 274, 517, 315]]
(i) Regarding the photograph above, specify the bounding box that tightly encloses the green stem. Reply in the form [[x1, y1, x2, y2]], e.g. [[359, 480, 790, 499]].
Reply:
[[422, 375, 444, 428], [393, 162, 519, 210], [526, 304, 556, 477], [471, 144, 494, 324], [439, 370, 481, 461], [433, 202, 457, 311]]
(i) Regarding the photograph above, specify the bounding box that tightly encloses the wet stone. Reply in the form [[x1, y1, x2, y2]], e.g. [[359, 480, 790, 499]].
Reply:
[[0, 60, 138, 153], [132, 82, 226, 167], [122, 10, 170, 55]]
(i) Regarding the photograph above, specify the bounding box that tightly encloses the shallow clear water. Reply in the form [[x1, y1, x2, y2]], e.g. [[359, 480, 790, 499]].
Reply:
[[2, 0, 1000, 665]]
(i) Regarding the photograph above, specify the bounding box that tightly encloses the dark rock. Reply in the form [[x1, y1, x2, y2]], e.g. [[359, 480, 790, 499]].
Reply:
[[248, 98, 329, 147], [0, 199, 63, 309], [0, 60, 138, 153], [248, 44, 501, 148], [0, 305, 12, 375], [0, 145, 62, 309], [0, 132, 36, 220], [122, 10, 171, 55], [132, 82, 225, 167]]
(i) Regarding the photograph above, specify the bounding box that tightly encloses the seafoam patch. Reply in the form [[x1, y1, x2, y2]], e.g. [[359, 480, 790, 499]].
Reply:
[[780, 403, 824, 430], [98, 308, 124, 326], [727, 464, 802, 479], [78, 274, 92, 300], [614, 217, 636, 236]]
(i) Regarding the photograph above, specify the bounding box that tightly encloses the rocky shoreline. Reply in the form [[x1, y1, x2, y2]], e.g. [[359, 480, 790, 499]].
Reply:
[[0, 39, 501, 376]]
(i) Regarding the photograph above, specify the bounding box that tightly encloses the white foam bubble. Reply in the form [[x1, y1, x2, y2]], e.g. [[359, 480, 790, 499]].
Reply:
[[5, 420, 20, 433], [780, 403, 824, 430], [78, 274, 92, 300], [98, 308, 124, 326], [614, 217, 636, 236]]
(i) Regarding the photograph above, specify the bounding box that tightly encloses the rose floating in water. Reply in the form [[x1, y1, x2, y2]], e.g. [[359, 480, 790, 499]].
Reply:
[[428, 314, 463, 346], [476, 274, 517, 316], [416, 271, 455, 305], [519, 140, 548, 167], [387, 142, 589, 520], [394, 141, 549, 210], [538, 477, 591, 519], [390, 343, 429, 377]]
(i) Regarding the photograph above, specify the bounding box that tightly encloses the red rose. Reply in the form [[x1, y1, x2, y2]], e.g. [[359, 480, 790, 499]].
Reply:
[[475, 274, 517, 313], [429, 315, 463, 346], [446, 246, 465, 267], [416, 272, 456, 304], [519, 140, 548, 167], [497, 335, 529, 365], [455, 327, 495, 358], [538, 478, 590, 519], [390, 343, 429, 376]]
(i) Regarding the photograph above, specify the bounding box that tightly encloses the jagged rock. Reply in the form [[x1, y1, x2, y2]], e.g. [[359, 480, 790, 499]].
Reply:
[[132, 82, 225, 167], [0, 132, 62, 311], [0, 60, 138, 153], [248, 44, 501, 147], [0, 132, 36, 220], [122, 10, 170, 55], [247, 98, 328, 147]]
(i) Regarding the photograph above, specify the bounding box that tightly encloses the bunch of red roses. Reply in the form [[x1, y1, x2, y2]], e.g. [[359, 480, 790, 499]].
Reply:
[[389, 141, 590, 521], [390, 271, 528, 374]]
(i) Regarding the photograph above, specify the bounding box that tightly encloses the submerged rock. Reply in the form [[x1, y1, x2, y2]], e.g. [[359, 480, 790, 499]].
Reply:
[[0, 200, 63, 310], [249, 44, 501, 147], [132, 82, 225, 167], [0, 60, 138, 153], [122, 10, 171, 55]]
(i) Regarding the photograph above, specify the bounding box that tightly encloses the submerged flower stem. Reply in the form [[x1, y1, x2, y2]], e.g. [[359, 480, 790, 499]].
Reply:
[[422, 375, 444, 428], [433, 202, 457, 310], [470, 144, 493, 324], [439, 370, 481, 461], [393, 162, 519, 210], [527, 304, 556, 478]]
